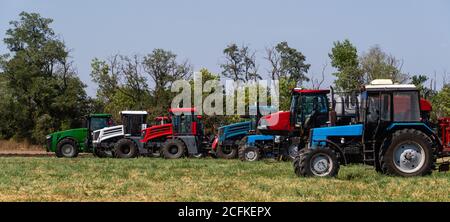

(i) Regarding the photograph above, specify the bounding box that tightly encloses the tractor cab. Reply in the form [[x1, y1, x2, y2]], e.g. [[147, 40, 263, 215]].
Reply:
[[169, 108, 202, 136], [86, 114, 113, 132], [256, 89, 330, 136], [85, 113, 113, 145], [120, 111, 148, 137], [290, 89, 330, 131], [361, 79, 422, 144]]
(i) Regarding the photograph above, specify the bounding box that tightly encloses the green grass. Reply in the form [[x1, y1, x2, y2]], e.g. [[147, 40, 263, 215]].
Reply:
[[0, 157, 449, 201]]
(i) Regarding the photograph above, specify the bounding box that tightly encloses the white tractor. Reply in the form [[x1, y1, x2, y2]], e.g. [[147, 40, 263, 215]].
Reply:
[[92, 111, 148, 158]]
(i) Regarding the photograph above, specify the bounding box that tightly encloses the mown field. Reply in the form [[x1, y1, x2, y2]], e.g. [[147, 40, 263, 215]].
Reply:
[[0, 157, 449, 202]]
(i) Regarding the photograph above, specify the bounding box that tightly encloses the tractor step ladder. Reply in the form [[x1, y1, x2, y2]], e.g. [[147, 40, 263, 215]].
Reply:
[[363, 140, 376, 165]]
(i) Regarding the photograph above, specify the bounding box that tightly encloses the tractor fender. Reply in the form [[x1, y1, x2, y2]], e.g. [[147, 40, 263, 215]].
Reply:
[[314, 139, 347, 165], [57, 136, 79, 148], [385, 123, 443, 153]]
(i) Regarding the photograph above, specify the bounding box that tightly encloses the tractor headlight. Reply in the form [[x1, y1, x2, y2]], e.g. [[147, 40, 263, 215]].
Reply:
[[274, 135, 281, 143], [46, 135, 52, 140]]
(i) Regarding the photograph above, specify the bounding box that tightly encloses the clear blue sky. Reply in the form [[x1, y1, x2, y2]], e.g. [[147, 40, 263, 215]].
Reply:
[[1, 0, 449, 96]]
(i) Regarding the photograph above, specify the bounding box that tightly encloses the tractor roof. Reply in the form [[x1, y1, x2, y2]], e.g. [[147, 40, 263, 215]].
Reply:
[[120, 110, 148, 115], [365, 79, 417, 91], [89, 113, 112, 117], [155, 116, 170, 120], [292, 88, 330, 94], [169, 107, 196, 113]]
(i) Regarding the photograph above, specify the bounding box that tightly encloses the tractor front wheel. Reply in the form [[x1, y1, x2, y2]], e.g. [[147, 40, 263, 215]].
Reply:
[[161, 139, 186, 159], [293, 148, 339, 177], [114, 139, 139, 158], [238, 146, 260, 162], [55, 139, 79, 158], [380, 129, 433, 177]]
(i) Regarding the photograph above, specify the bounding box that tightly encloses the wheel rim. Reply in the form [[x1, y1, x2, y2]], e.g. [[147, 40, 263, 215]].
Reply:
[[393, 141, 425, 174], [310, 153, 333, 176], [288, 144, 299, 158], [169, 145, 179, 154], [61, 144, 74, 156], [245, 150, 257, 161]]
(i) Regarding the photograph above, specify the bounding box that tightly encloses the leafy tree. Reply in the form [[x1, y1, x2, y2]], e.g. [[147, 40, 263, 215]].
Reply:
[[142, 49, 192, 117], [0, 12, 90, 143], [278, 77, 297, 111], [221, 43, 260, 82], [328, 39, 363, 91], [360, 45, 408, 83], [90, 54, 152, 121], [275, 42, 310, 86], [431, 85, 450, 120], [410, 74, 436, 99]]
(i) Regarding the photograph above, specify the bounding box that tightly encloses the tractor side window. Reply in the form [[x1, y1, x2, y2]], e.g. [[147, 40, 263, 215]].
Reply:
[[393, 91, 420, 122], [366, 94, 380, 123], [380, 93, 391, 121]]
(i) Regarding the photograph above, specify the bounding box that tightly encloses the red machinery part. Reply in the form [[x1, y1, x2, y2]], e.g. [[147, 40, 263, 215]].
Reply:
[[439, 118, 450, 153]]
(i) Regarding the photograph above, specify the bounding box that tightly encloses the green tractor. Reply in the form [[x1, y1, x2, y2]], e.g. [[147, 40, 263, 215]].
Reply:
[[45, 114, 113, 158]]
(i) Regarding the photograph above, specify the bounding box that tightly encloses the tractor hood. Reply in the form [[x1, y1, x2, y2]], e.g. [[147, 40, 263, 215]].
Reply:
[[257, 111, 292, 134], [48, 128, 87, 137], [47, 128, 87, 139], [217, 121, 253, 142]]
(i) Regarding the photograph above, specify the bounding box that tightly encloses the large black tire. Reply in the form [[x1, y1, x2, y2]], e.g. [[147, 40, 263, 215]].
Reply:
[[161, 139, 186, 159], [93, 148, 111, 158], [293, 148, 339, 177], [238, 145, 260, 162], [282, 143, 301, 161], [379, 129, 433, 177], [55, 138, 79, 158], [114, 139, 139, 158], [216, 144, 238, 159]]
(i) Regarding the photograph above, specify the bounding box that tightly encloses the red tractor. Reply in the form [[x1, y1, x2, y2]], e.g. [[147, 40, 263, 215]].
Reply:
[[139, 108, 213, 158]]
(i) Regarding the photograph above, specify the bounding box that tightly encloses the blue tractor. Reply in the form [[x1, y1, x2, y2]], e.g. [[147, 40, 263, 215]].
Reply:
[[293, 79, 443, 177], [212, 106, 277, 159]]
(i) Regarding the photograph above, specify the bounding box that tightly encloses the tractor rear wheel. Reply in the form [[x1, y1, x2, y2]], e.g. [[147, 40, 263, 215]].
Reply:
[[238, 146, 260, 162], [380, 129, 433, 177], [216, 144, 238, 159], [56, 139, 79, 158], [114, 139, 139, 158], [161, 139, 186, 159], [293, 148, 339, 177]]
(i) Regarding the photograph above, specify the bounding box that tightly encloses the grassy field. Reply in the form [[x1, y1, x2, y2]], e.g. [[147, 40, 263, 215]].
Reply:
[[0, 157, 449, 202]]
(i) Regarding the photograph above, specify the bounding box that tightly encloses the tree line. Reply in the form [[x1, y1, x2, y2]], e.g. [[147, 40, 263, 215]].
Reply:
[[0, 12, 449, 144]]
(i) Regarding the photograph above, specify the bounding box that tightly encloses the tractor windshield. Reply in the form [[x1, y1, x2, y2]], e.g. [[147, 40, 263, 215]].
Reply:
[[90, 117, 113, 131], [302, 94, 328, 118]]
